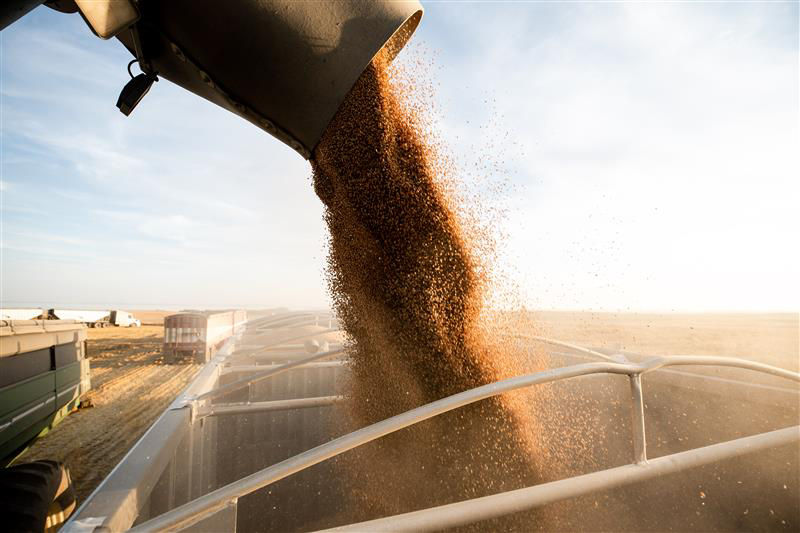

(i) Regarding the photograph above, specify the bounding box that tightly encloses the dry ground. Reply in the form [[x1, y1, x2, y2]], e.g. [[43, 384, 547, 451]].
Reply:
[[524, 311, 798, 371], [133, 310, 173, 326], [17, 325, 200, 504]]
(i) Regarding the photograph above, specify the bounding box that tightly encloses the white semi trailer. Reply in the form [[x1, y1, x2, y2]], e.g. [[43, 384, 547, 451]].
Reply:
[[0, 308, 45, 321], [48, 310, 141, 328]]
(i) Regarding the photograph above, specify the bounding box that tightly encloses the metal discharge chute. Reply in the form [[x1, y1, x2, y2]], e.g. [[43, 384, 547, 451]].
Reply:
[[1, 0, 424, 158]]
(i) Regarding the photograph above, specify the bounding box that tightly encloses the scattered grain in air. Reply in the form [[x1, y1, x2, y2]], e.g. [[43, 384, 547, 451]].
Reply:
[[310, 46, 548, 528]]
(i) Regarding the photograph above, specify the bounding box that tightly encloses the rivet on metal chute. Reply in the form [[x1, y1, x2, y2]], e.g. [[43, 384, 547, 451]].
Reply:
[[116, 59, 158, 117]]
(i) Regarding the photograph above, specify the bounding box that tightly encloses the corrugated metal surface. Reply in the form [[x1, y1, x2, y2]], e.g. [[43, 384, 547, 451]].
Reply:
[[163, 311, 247, 363]]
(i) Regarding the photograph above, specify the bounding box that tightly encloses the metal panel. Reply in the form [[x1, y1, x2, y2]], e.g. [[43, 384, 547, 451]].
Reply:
[[114, 1, 422, 157], [183, 500, 237, 533], [63, 336, 234, 533], [0, 348, 51, 388]]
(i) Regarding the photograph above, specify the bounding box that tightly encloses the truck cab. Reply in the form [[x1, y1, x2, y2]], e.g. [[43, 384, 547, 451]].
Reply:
[[109, 311, 141, 328]]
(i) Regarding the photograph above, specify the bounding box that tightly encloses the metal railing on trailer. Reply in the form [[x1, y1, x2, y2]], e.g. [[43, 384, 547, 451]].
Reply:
[[63, 310, 800, 532], [62, 310, 342, 533]]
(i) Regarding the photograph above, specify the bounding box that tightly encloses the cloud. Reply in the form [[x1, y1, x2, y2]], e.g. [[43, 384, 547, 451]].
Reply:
[[2, 3, 797, 311], [413, 2, 798, 311]]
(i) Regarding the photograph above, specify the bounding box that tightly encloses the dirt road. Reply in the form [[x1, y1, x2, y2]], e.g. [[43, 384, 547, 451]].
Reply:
[[17, 326, 200, 504]]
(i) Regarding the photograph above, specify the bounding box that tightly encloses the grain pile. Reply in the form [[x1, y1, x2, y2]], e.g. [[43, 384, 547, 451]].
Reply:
[[311, 50, 544, 525]]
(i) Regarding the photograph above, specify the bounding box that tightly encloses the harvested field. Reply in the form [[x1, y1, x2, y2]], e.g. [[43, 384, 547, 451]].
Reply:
[[16, 326, 200, 504], [525, 311, 799, 370], [133, 310, 173, 326]]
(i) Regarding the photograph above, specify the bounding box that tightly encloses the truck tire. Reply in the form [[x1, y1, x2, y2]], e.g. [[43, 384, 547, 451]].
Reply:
[[0, 460, 76, 532]]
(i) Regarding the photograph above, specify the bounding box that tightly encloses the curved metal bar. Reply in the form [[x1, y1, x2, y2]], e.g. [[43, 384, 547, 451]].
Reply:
[[220, 361, 347, 375], [643, 356, 800, 383], [247, 327, 344, 356], [129, 357, 800, 532], [193, 347, 346, 403], [321, 425, 800, 532], [127, 362, 640, 532], [200, 396, 344, 418]]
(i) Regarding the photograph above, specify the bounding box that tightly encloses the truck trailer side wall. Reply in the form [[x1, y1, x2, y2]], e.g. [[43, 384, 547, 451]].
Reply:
[[0, 309, 46, 321], [0, 320, 91, 465], [163, 310, 247, 363], [48, 309, 115, 328]]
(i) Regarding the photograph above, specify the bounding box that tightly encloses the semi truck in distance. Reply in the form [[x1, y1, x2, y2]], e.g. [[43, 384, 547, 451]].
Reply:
[[47, 309, 141, 328], [109, 310, 141, 328]]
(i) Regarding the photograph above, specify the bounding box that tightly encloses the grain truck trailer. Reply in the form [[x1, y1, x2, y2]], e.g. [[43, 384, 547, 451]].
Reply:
[[48, 309, 111, 328], [163, 310, 247, 363], [0, 319, 91, 531], [61, 310, 799, 532], [0, 319, 91, 465]]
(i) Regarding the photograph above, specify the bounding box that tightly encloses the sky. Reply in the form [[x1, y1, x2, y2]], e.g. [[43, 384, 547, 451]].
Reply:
[[1, 2, 798, 312]]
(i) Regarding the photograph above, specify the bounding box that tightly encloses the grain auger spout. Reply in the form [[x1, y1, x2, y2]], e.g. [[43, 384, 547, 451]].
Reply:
[[1, 0, 423, 159]]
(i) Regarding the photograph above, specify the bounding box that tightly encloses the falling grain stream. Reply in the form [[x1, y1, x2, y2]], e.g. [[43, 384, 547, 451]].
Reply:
[[311, 51, 545, 529]]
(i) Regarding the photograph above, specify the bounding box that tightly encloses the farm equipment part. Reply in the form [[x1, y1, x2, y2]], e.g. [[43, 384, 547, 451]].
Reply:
[[0, 459, 77, 532], [61, 310, 799, 532], [0, 319, 92, 465], [0, 320, 91, 530], [0, 0, 423, 158]]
